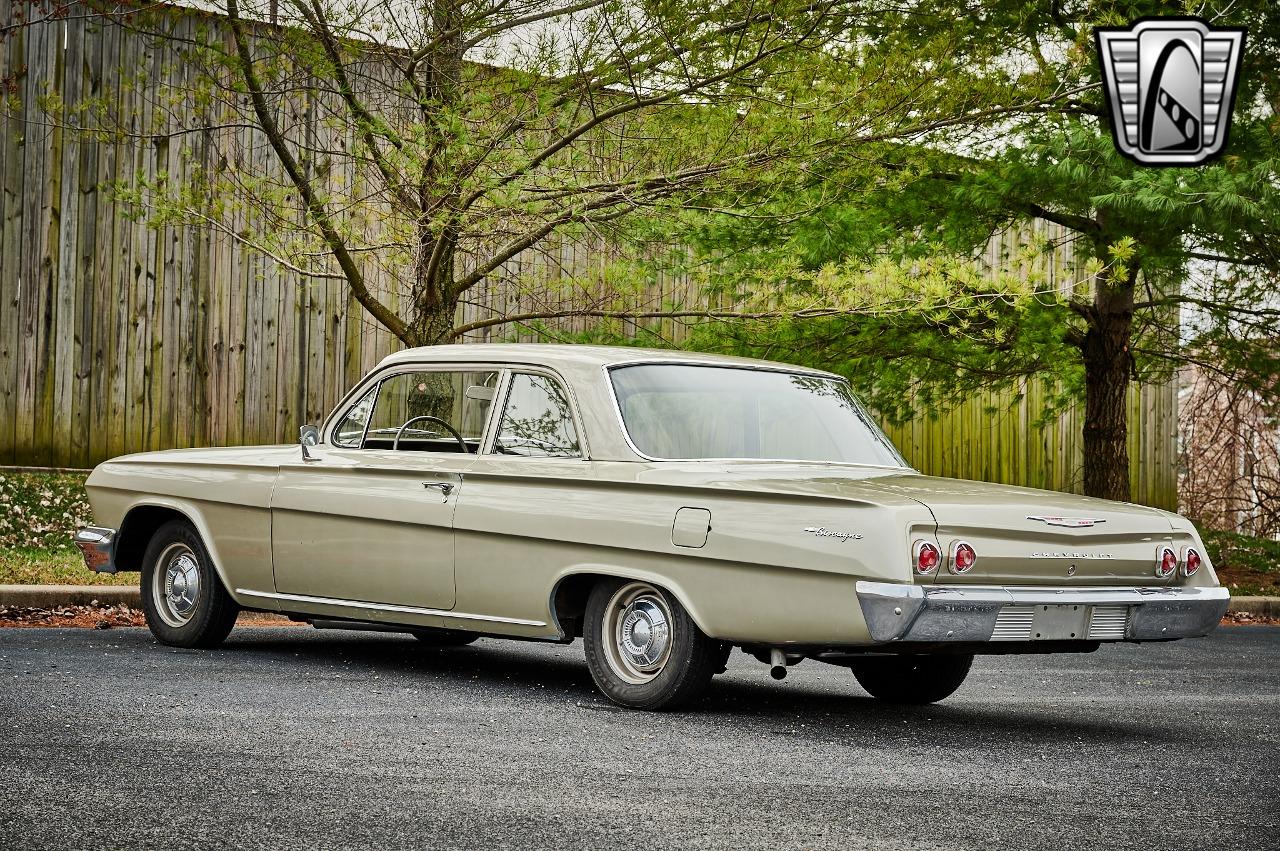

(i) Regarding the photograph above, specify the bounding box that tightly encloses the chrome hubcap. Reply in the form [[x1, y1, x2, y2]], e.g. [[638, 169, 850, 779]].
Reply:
[[154, 544, 201, 626], [603, 583, 673, 684]]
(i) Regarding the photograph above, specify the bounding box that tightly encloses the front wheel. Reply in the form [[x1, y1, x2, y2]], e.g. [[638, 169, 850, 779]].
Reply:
[[583, 579, 721, 710], [139, 519, 239, 649], [850, 654, 973, 704]]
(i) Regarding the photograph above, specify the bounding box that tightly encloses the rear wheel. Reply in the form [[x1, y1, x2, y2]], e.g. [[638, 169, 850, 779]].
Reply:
[[584, 579, 720, 710], [140, 519, 239, 648], [850, 654, 973, 704]]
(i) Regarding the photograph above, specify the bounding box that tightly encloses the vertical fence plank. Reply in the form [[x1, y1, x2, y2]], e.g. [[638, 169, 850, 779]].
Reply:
[[52, 20, 82, 467], [104, 18, 128, 461], [74, 15, 102, 468], [0, 0, 21, 465], [242, 195, 263, 446], [121, 25, 145, 456], [14, 15, 49, 465], [275, 252, 297, 443]]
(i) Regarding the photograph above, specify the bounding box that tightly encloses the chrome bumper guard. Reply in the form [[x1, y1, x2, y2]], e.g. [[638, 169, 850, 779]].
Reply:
[[74, 527, 117, 573], [855, 581, 1230, 644]]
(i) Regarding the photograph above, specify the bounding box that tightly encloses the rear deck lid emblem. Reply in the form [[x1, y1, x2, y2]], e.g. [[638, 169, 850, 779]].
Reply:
[[804, 527, 862, 541], [1026, 516, 1107, 528]]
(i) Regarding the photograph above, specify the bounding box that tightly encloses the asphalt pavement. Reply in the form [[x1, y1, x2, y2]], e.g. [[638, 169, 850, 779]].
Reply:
[[1, 625, 1277, 850]]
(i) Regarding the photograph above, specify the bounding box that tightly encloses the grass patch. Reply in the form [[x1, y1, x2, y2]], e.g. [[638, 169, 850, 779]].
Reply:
[[1202, 529, 1280, 597], [0, 470, 92, 551], [0, 548, 136, 586], [0, 470, 127, 586]]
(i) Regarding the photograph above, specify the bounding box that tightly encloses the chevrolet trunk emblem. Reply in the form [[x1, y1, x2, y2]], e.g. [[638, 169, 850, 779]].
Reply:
[[1095, 18, 1245, 166], [1026, 516, 1107, 528]]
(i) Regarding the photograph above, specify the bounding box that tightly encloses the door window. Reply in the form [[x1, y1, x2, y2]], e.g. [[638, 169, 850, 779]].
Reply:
[[359, 370, 498, 452], [493, 373, 581, 457], [332, 386, 377, 447]]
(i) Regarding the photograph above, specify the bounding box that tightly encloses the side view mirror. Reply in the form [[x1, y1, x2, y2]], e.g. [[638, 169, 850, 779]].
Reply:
[[299, 424, 321, 462]]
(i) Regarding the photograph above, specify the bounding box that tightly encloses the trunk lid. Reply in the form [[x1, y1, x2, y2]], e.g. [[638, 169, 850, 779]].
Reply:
[[856, 474, 1182, 586]]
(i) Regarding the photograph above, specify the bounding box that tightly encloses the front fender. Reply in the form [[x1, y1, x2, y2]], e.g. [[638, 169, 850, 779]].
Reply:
[[129, 494, 278, 610]]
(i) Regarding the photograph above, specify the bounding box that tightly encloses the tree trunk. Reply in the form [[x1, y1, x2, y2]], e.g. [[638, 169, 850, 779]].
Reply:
[[407, 0, 465, 348], [409, 287, 461, 346], [1080, 280, 1134, 501]]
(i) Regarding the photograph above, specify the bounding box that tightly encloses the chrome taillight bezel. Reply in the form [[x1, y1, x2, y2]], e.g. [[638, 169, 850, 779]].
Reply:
[[1181, 546, 1202, 577], [913, 540, 941, 575], [949, 540, 977, 574], [1155, 545, 1178, 579]]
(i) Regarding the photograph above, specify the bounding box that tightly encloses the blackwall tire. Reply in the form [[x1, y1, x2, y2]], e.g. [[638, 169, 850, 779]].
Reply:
[[850, 654, 974, 704], [583, 579, 719, 711], [139, 519, 239, 649]]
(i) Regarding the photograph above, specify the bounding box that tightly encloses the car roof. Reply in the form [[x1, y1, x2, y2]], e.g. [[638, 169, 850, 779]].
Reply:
[[378, 343, 841, 377]]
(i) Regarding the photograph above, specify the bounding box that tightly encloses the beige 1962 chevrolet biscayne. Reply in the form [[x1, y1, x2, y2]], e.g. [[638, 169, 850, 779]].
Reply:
[[75, 344, 1228, 710]]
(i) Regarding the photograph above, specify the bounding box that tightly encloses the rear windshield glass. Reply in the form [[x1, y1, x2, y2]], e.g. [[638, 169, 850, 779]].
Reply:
[[609, 364, 908, 466]]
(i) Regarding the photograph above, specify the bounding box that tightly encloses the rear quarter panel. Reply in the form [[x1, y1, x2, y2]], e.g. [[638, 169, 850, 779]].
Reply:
[[453, 460, 935, 644]]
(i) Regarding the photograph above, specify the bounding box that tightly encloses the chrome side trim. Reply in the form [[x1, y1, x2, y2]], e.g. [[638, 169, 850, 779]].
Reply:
[[235, 589, 547, 627], [855, 581, 1229, 644], [921, 585, 1230, 606]]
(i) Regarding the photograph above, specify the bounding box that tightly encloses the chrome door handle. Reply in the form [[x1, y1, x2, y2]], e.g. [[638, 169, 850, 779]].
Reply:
[[422, 481, 455, 500]]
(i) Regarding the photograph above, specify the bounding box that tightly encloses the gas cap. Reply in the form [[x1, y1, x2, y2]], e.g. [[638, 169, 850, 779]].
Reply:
[[671, 507, 712, 548]]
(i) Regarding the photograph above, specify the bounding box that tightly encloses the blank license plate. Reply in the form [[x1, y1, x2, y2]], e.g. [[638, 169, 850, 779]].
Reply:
[[1030, 604, 1090, 640]]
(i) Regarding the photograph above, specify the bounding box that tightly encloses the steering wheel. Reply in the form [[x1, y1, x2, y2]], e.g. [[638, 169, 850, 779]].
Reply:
[[393, 415, 469, 453]]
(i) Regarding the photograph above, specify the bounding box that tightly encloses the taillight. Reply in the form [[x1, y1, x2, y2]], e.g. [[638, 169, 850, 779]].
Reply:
[[950, 541, 977, 574], [1182, 547, 1202, 577], [1155, 545, 1178, 578], [914, 540, 941, 575]]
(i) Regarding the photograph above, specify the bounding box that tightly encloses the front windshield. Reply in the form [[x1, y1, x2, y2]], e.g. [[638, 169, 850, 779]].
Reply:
[[609, 364, 908, 466]]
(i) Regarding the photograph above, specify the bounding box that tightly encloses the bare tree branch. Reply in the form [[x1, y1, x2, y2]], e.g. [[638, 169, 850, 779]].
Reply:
[[225, 0, 412, 343]]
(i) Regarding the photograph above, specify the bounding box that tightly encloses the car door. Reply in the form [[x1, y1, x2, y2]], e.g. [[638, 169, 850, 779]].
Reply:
[[270, 367, 500, 610], [452, 369, 591, 621]]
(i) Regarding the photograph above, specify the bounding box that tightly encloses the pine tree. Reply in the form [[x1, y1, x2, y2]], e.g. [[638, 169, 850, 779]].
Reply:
[[682, 0, 1280, 501]]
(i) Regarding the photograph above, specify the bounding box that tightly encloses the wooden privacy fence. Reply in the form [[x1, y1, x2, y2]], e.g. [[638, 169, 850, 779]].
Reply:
[[0, 1, 1177, 508]]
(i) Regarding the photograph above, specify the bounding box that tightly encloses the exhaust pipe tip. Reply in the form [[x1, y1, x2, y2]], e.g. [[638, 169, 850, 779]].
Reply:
[[769, 647, 789, 679]]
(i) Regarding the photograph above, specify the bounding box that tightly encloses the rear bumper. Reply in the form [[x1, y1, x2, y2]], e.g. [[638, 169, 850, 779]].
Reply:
[[74, 527, 117, 573], [855, 581, 1230, 644]]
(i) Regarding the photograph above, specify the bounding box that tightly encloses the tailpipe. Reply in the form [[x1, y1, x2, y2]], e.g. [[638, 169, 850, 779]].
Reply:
[[752, 646, 805, 679], [769, 648, 788, 680]]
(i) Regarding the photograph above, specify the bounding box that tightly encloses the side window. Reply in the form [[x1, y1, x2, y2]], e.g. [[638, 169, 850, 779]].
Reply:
[[361, 370, 498, 452], [494, 373, 581, 458], [332, 386, 377, 447]]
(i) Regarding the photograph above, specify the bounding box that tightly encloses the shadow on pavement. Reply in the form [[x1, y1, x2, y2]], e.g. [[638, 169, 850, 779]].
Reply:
[[192, 626, 1186, 747]]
